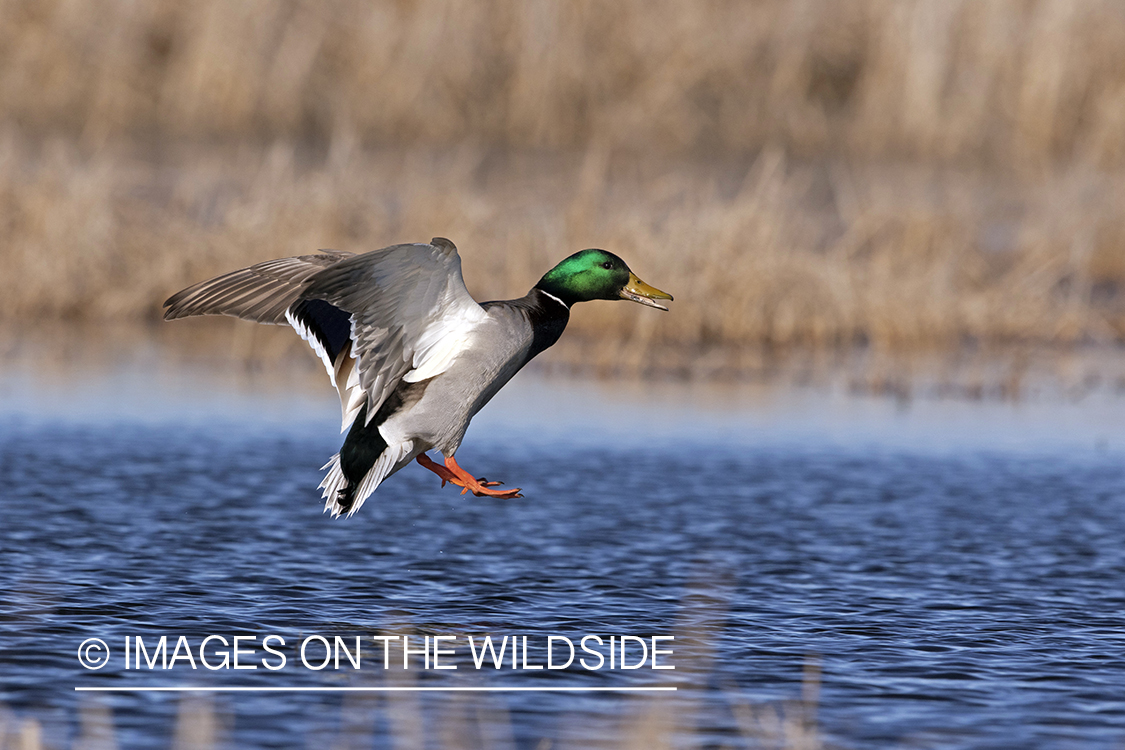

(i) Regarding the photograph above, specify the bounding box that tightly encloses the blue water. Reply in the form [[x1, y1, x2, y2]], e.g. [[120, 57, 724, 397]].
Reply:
[[1, 372, 1124, 749]]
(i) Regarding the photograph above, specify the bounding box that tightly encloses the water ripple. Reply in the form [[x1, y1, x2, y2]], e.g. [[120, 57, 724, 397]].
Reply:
[[1, 415, 1124, 748]]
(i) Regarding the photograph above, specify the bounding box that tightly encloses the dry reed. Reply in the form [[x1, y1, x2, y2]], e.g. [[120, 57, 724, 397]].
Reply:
[[1, 133, 1123, 362], [2, 651, 823, 750], [7, 0, 1125, 168], [1, 1, 1125, 377], [1, 679, 825, 750]]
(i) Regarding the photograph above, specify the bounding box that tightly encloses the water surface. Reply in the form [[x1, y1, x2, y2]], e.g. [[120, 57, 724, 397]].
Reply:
[[1, 370, 1124, 749]]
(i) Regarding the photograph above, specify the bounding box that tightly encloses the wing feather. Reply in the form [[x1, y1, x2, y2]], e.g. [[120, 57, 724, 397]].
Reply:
[[164, 239, 484, 430], [162, 249, 353, 324], [301, 239, 486, 422]]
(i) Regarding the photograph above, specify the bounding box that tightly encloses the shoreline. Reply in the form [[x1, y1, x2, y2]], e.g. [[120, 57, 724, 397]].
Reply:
[[3, 320, 1124, 407]]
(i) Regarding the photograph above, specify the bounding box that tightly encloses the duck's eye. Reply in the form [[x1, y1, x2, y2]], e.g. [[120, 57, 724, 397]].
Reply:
[[601, 262, 612, 269]]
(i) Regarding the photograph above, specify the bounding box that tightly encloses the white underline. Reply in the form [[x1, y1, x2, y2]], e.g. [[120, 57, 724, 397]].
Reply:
[[538, 290, 570, 309], [75, 686, 676, 693]]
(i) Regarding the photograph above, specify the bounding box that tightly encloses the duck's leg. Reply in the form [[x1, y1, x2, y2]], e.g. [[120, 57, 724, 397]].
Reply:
[[444, 456, 523, 498], [415, 454, 522, 498], [416, 454, 459, 487]]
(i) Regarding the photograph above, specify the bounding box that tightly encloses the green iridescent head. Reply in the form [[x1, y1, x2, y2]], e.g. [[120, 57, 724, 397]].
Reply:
[[535, 249, 673, 310]]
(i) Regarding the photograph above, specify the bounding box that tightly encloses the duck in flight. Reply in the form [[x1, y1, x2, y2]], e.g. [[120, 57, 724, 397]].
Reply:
[[163, 238, 672, 517]]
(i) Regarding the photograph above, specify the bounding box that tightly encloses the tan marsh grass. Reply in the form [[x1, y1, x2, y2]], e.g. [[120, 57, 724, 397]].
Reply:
[[1, 135, 1123, 361], [7, 0, 1125, 168], [2, 1, 1125, 382]]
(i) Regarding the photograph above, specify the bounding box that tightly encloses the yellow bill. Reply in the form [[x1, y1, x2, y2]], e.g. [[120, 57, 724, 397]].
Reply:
[[619, 272, 673, 311]]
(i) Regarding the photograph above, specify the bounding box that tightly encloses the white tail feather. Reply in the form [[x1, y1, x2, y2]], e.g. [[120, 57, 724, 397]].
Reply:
[[318, 440, 414, 518], [318, 454, 347, 516]]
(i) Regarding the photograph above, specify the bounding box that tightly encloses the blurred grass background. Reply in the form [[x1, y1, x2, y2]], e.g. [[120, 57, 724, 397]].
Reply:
[[2, 0, 1125, 381]]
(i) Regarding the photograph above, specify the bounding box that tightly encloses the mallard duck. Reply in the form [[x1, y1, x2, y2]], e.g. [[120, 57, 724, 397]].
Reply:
[[164, 238, 672, 517]]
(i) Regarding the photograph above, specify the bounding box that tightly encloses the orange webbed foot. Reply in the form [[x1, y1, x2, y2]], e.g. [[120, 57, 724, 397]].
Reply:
[[416, 454, 522, 498]]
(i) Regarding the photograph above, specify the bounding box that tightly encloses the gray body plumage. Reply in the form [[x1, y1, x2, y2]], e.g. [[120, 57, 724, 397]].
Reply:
[[383, 304, 535, 455]]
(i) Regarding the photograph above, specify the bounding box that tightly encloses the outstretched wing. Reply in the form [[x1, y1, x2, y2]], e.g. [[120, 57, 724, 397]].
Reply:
[[300, 238, 487, 425], [163, 249, 354, 324], [163, 239, 486, 431]]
